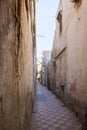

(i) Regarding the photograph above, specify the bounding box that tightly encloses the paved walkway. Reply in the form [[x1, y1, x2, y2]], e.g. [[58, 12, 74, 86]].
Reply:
[[30, 84, 81, 130]]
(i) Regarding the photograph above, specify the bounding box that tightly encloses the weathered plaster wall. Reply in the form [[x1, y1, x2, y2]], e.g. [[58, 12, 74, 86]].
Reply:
[[48, 0, 87, 127], [0, 0, 35, 130], [66, 0, 87, 121]]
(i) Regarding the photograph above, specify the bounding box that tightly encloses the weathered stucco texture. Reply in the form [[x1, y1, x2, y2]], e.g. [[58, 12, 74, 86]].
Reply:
[[48, 0, 87, 127], [0, 0, 35, 130]]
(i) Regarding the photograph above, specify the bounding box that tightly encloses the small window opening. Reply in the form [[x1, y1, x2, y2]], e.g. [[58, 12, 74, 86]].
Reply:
[[53, 60, 56, 72], [53, 61, 56, 68], [57, 10, 62, 35]]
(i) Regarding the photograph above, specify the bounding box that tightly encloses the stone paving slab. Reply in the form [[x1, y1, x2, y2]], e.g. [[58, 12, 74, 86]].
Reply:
[[30, 84, 81, 130]]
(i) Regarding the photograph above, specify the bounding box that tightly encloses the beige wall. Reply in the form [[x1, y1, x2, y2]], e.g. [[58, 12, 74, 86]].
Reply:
[[0, 0, 35, 130], [48, 0, 87, 125], [66, 0, 87, 114]]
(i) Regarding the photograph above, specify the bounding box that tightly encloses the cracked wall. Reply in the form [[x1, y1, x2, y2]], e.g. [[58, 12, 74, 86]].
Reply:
[[0, 0, 35, 130]]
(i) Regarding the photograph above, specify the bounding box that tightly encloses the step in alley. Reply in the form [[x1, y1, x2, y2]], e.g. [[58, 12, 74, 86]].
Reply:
[[30, 84, 81, 130]]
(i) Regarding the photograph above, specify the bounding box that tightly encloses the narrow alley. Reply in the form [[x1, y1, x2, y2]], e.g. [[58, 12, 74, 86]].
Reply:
[[0, 0, 87, 130], [30, 84, 81, 130]]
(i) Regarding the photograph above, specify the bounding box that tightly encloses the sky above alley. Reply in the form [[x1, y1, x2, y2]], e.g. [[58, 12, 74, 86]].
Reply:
[[36, 0, 59, 58]]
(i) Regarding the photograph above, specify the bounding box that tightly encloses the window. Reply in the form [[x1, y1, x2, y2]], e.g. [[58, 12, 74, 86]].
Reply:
[[53, 60, 56, 72], [53, 60, 56, 68], [57, 10, 62, 34]]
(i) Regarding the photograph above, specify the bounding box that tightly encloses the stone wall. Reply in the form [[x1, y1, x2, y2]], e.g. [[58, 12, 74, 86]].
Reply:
[[0, 0, 35, 130]]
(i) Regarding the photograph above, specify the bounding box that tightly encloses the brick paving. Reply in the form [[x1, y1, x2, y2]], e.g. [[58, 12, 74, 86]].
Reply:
[[30, 84, 81, 130]]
